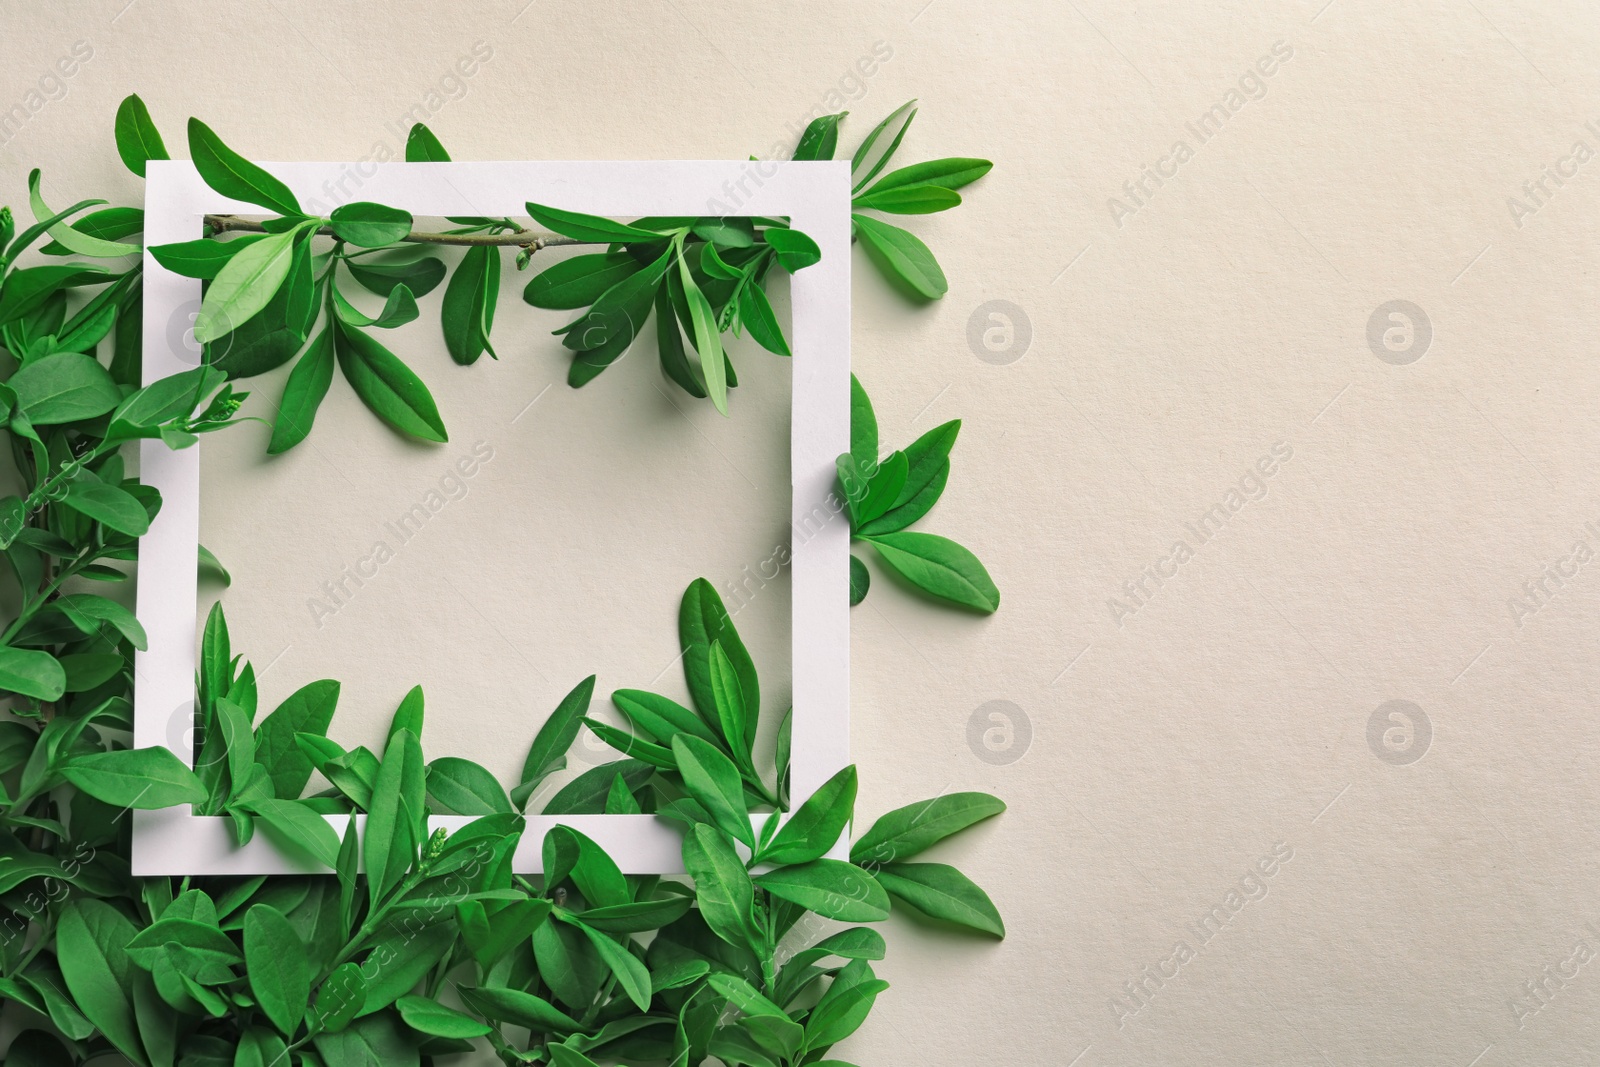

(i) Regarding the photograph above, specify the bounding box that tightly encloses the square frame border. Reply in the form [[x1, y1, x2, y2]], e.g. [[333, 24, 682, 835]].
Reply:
[[132, 158, 851, 875]]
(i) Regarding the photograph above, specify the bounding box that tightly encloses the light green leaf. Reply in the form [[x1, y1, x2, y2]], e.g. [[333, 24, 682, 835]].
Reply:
[[763, 227, 821, 272], [862, 531, 999, 613], [850, 99, 918, 191], [853, 184, 962, 214], [426, 756, 513, 815], [863, 156, 993, 193], [192, 228, 295, 343], [29, 170, 138, 257], [245, 799, 340, 868], [676, 250, 728, 415]]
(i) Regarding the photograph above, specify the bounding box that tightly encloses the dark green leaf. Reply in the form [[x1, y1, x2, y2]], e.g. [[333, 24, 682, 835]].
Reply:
[[513, 674, 595, 806], [114, 94, 169, 178], [405, 123, 450, 162], [60, 481, 150, 536], [763, 227, 821, 272], [345, 253, 446, 300], [523, 251, 641, 310], [245, 798, 340, 868], [793, 113, 846, 161], [267, 325, 335, 454], [525, 202, 664, 244], [334, 321, 448, 443], [396, 995, 491, 1038], [680, 578, 758, 748], [56, 900, 142, 1064], [426, 756, 513, 815], [849, 554, 869, 606], [441, 244, 499, 364], [671, 735, 752, 848], [187, 118, 301, 216]]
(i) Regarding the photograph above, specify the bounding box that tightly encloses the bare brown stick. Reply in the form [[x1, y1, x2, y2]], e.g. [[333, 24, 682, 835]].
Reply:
[[203, 214, 594, 250]]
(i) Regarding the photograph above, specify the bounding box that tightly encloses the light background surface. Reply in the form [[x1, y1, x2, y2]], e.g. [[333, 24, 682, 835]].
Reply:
[[4, 1, 1599, 1064]]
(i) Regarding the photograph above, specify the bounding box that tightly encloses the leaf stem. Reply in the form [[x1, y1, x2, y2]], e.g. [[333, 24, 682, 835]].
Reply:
[[204, 214, 593, 251]]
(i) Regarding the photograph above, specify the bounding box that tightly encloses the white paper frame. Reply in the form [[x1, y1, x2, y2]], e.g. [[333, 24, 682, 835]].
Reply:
[[132, 159, 851, 875]]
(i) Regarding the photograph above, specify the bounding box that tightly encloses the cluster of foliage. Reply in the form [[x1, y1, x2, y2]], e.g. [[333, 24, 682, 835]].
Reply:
[[0, 95, 1006, 1065]]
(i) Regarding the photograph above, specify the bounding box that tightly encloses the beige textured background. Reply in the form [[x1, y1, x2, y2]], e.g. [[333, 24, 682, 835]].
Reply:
[[5, 0, 1600, 1063]]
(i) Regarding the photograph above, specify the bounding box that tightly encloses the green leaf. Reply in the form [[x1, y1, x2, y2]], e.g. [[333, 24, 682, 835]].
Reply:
[[541, 759, 651, 815], [839, 449, 907, 527], [0, 265, 112, 325], [198, 544, 231, 586], [57, 592, 147, 649], [803, 964, 889, 1050], [849, 373, 877, 475], [105, 364, 225, 443], [329, 202, 413, 247], [523, 251, 641, 310], [610, 688, 719, 748], [675, 250, 728, 415], [763, 227, 822, 272], [405, 123, 451, 162], [56, 900, 144, 1065], [513, 675, 596, 806], [60, 481, 150, 537], [457, 986, 581, 1033], [254, 678, 339, 798], [680, 579, 759, 747], [707, 973, 788, 1019], [312, 1013, 419, 1067], [0, 645, 65, 701], [850, 791, 1004, 865], [114, 94, 168, 178], [28, 170, 138, 258], [857, 419, 959, 536], [573, 921, 652, 1011], [863, 156, 993, 194], [671, 735, 752, 848], [853, 184, 962, 214], [737, 282, 789, 356], [311, 962, 366, 1033], [862, 531, 998, 613], [396, 995, 491, 1038], [364, 727, 424, 907], [525, 202, 664, 244], [441, 244, 499, 365], [243, 904, 309, 1035], [850, 99, 917, 191], [872, 862, 1004, 938], [760, 764, 856, 866], [757, 860, 890, 922], [345, 252, 446, 299], [41, 206, 144, 257], [245, 798, 340, 867], [62, 747, 206, 808], [426, 756, 513, 815], [9, 351, 121, 425], [187, 118, 301, 216], [148, 236, 265, 280], [267, 325, 335, 454], [332, 281, 418, 330], [851, 213, 947, 299], [334, 321, 448, 442], [681, 823, 758, 952], [192, 228, 296, 343], [849, 554, 869, 607], [707, 642, 751, 762], [793, 113, 846, 161]]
